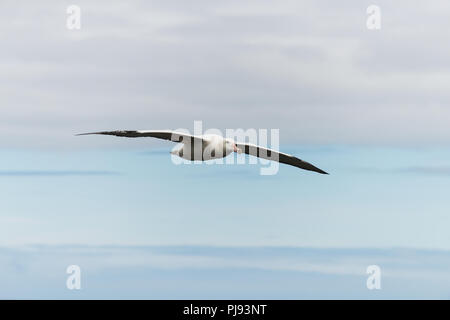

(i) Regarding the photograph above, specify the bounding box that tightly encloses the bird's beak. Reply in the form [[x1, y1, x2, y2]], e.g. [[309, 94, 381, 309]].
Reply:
[[234, 145, 242, 153]]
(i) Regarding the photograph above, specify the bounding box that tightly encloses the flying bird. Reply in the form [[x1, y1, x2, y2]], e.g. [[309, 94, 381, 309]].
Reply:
[[77, 130, 328, 174]]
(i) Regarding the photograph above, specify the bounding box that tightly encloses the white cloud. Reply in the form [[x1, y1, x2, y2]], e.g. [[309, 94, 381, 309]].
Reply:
[[2, 0, 450, 148]]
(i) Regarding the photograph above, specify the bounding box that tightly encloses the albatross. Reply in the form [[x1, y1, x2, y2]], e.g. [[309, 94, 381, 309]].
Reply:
[[77, 130, 328, 174]]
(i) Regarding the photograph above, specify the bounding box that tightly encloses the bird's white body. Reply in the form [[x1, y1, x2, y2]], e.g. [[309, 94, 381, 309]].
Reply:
[[171, 134, 237, 161]]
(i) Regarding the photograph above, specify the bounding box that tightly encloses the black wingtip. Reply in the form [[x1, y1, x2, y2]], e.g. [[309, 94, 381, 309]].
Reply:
[[304, 162, 329, 175], [315, 169, 329, 175], [75, 132, 106, 136]]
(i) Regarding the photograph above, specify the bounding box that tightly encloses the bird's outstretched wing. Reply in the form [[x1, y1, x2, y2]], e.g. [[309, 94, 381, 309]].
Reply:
[[77, 130, 206, 145], [235, 142, 328, 174]]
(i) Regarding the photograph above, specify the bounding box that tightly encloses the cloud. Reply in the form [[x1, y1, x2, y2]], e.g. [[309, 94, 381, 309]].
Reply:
[[352, 166, 450, 176], [0, 170, 119, 176], [2, 245, 450, 298], [395, 166, 450, 176], [2, 0, 450, 148]]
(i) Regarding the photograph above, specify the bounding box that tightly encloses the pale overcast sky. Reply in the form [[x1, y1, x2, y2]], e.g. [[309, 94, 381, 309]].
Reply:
[[2, 1, 450, 148]]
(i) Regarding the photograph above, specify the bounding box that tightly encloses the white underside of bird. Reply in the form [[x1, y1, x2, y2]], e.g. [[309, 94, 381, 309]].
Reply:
[[77, 130, 328, 174]]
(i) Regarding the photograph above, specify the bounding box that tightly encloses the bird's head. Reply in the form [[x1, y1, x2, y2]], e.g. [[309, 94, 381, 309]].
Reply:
[[225, 139, 242, 153]]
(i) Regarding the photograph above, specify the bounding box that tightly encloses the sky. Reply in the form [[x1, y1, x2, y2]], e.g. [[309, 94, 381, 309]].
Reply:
[[1, 0, 450, 299]]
